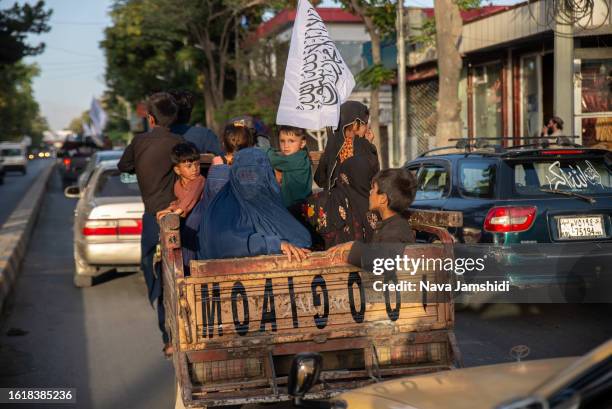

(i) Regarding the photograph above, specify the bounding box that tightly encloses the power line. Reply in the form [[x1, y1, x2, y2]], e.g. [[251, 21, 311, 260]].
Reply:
[[46, 46, 101, 59], [50, 20, 109, 26]]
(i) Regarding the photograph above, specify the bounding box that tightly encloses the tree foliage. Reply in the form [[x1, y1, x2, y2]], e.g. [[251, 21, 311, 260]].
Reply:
[[101, 0, 198, 105], [102, 0, 286, 132], [0, 62, 47, 141], [0, 1, 52, 65]]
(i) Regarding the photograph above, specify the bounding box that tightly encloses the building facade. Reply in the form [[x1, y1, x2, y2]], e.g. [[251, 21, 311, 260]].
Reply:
[[392, 0, 611, 166]]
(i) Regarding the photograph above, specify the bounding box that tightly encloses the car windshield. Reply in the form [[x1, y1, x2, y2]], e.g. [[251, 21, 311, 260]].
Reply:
[[1, 148, 23, 156], [96, 151, 123, 163], [94, 169, 140, 197], [512, 157, 612, 195]]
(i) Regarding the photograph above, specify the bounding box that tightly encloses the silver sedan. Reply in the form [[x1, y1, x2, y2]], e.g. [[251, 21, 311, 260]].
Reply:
[[66, 160, 144, 287]]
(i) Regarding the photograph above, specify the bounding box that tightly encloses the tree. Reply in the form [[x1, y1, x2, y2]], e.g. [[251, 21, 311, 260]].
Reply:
[[101, 0, 199, 106], [338, 0, 396, 154], [434, 0, 468, 147], [0, 1, 52, 65], [0, 62, 47, 140], [144, 0, 278, 132]]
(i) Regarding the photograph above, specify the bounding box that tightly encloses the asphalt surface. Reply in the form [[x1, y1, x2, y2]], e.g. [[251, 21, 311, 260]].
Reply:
[[0, 160, 51, 227], [0, 170, 610, 409], [0, 171, 175, 409]]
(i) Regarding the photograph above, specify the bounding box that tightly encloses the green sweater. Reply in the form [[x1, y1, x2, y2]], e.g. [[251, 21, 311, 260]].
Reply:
[[265, 148, 313, 208]]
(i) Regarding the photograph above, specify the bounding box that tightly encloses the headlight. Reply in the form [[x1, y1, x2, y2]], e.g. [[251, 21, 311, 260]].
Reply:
[[44, 152, 50, 157]]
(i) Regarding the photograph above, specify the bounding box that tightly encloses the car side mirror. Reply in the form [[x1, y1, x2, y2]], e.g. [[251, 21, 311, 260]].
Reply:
[[64, 185, 81, 199], [288, 353, 322, 403]]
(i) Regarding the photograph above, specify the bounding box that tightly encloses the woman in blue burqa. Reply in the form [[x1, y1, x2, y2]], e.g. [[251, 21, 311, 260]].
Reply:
[[199, 147, 311, 261]]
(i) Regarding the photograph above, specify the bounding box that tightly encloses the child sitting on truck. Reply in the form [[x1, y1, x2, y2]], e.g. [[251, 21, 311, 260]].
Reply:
[[156, 142, 205, 273], [265, 126, 312, 209], [328, 168, 417, 265]]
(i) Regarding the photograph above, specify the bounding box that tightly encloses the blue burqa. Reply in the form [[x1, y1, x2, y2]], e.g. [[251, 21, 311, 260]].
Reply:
[[200, 147, 311, 259]]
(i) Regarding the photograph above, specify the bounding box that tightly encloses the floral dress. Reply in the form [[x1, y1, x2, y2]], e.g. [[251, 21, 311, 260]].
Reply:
[[303, 135, 380, 249]]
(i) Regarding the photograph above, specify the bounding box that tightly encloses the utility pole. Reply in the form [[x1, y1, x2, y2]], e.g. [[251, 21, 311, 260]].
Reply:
[[397, 1, 408, 165]]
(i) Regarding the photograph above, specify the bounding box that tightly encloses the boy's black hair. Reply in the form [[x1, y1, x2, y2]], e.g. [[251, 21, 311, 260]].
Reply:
[[223, 124, 254, 154], [146, 92, 178, 127], [372, 168, 417, 213], [171, 142, 200, 165], [169, 90, 194, 125], [278, 125, 306, 139]]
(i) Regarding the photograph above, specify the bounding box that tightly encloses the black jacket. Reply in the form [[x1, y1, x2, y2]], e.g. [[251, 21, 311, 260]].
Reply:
[[118, 127, 184, 214], [348, 214, 415, 268]]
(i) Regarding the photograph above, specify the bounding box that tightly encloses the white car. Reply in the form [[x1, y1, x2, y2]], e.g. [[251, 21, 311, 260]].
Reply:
[[0, 142, 27, 175], [77, 149, 124, 191], [66, 160, 144, 287]]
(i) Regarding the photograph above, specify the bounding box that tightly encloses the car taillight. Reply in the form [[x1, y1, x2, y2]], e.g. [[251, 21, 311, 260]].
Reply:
[[484, 206, 537, 233], [83, 219, 142, 236], [117, 219, 142, 235], [83, 220, 117, 236], [63, 158, 71, 170]]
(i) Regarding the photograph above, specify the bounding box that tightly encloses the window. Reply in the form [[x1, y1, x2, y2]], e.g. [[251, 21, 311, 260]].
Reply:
[[522, 55, 541, 137], [580, 59, 611, 114], [472, 62, 503, 139], [1, 149, 23, 156], [335, 41, 365, 77], [94, 170, 140, 197], [459, 161, 496, 198], [512, 157, 612, 195], [415, 165, 448, 200]]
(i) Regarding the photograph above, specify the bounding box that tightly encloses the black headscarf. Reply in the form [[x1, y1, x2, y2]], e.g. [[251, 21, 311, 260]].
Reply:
[[314, 101, 370, 190]]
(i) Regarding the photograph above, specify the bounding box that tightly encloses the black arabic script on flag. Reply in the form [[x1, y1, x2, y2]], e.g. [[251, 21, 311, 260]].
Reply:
[[297, 8, 346, 111]]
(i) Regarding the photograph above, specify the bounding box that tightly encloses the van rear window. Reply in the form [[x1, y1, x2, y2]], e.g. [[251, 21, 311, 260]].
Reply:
[[513, 157, 612, 195], [95, 170, 140, 197], [1, 149, 23, 156]]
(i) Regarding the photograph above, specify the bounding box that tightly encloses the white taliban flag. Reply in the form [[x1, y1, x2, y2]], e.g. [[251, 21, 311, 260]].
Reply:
[[276, 0, 355, 130], [89, 97, 108, 146]]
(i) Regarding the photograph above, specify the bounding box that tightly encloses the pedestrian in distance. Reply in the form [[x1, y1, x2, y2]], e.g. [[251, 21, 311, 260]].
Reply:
[[169, 90, 223, 155], [540, 116, 564, 137], [117, 91, 183, 358]]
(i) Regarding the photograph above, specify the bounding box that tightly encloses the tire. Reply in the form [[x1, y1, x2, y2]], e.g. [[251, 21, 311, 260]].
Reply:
[[21, 166, 27, 175]]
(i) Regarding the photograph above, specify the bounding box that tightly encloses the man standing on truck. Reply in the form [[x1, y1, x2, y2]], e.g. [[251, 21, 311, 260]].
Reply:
[[118, 92, 184, 357], [169, 90, 223, 155]]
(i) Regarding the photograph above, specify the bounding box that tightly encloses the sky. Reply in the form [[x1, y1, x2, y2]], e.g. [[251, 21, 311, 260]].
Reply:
[[21, 0, 522, 131]]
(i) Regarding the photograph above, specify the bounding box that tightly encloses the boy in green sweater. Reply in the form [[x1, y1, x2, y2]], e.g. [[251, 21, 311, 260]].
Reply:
[[266, 126, 313, 208]]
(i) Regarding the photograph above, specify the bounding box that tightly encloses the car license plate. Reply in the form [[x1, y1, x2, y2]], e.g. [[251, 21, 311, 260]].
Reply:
[[557, 216, 606, 239]]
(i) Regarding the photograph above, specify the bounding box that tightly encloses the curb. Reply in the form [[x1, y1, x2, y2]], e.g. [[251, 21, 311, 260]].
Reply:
[[0, 163, 54, 313]]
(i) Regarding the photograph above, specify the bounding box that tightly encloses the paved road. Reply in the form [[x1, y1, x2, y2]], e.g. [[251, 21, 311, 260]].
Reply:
[[0, 160, 51, 227], [0, 172, 175, 409], [0, 172, 610, 409]]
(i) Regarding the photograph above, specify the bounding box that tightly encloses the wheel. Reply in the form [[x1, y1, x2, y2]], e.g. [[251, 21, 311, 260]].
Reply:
[[74, 248, 96, 287], [21, 166, 27, 175]]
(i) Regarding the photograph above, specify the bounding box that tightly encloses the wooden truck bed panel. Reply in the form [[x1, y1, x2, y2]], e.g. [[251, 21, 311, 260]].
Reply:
[[159, 210, 462, 408]]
